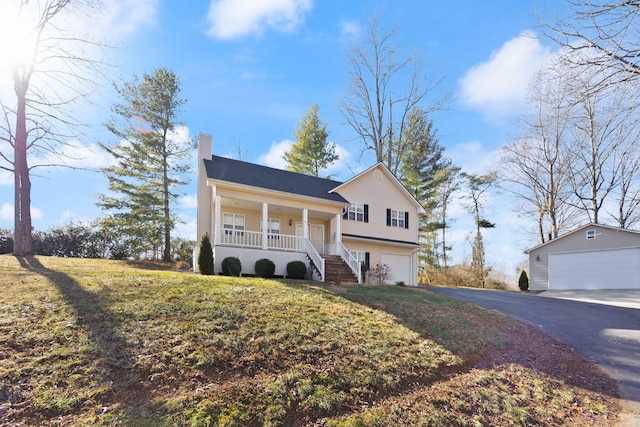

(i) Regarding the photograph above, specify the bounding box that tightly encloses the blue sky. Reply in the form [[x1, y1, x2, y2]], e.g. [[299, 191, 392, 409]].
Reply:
[[0, 0, 567, 279]]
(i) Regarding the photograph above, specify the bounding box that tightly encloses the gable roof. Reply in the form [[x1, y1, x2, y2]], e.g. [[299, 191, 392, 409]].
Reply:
[[525, 222, 640, 253], [203, 155, 349, 204], [330, 162, 427, 214]]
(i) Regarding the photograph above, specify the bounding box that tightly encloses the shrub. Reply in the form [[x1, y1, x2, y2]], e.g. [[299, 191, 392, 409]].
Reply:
[[222, 257, 242, 276], [255, 258, 275, 278], [286, 261, 306, 279], [198, 233, 214, 275], [518, 269, 529, 291], [367, 263, 391, 285]]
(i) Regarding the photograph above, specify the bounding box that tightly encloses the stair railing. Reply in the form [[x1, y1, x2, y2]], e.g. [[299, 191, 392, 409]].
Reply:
[[336, 241, 362, 283], [303, 238, 325, 282]]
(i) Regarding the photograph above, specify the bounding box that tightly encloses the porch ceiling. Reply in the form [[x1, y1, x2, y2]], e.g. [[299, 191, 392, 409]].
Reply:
[[220, 196, 337, 220]]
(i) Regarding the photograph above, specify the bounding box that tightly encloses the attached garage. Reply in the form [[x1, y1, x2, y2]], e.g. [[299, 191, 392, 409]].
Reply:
[[381, 253, 411, 285], [527, 223, 640, 291], [548, 248, 640, 290]]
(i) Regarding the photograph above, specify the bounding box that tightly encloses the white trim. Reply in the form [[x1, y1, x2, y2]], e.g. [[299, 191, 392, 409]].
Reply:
[[329, 163, 426, 214], [525, 223, 640, 253]]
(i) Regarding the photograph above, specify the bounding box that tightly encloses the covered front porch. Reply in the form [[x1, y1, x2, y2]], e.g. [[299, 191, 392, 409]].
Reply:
[[209, 192, 361, 282]]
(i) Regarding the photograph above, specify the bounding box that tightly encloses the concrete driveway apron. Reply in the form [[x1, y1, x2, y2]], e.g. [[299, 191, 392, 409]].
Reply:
[[425, 286, 640, 427]]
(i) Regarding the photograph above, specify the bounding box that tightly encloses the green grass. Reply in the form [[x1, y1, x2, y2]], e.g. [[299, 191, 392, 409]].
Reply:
[[0, 256, 619, 426]]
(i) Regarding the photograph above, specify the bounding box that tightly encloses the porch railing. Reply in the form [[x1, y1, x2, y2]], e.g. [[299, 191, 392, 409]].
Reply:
[[336, 241, 362, 283], [219, 230, 324, 281], [220, 230, 262, 247], [267, 233, 304, 251]]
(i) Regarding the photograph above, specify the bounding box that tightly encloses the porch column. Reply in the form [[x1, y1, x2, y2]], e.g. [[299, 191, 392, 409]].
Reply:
[[335, 213, 342, 245], [262, 202, 269, 250], [214, 195, 222, 245], [302, 209, 309, 240]]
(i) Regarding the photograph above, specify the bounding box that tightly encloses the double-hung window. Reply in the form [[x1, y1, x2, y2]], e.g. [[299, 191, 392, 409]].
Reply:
[[344, 202, 369, 222], [223, 213, 245, 236], [261, 218, 280, 239], [386, 208, 409, 229], [350, 250, 370, 270]]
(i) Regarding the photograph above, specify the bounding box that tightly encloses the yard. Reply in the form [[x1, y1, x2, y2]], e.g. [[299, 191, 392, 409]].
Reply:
[[0, 255, 620, 426]]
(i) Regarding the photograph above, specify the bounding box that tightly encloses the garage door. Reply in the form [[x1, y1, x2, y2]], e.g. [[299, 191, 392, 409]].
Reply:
[[380, 253, 411, 285], [549, 248, 640, 290]]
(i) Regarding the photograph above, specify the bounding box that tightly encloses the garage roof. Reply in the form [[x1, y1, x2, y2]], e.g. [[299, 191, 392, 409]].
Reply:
[[525, 223, 640, 253]]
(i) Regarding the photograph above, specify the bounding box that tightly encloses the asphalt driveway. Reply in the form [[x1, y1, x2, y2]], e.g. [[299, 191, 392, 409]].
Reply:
[[425, 286, 640, 426]]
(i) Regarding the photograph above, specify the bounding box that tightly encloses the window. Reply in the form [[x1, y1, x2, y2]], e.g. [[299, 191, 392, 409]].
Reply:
[[223, 213, 245, 235], [350, 250, 370, 270], [261, 218, 280, 238], [387, 209, 409, 229], [344, 202, 368, 222], [586, 229, 596, 239]]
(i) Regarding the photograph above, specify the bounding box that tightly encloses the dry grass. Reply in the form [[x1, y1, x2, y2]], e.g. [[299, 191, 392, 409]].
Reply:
[[0, 255, 619, 426]]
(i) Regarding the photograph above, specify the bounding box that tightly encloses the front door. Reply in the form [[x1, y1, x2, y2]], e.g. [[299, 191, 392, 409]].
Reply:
[[296, 223, 325, 254]]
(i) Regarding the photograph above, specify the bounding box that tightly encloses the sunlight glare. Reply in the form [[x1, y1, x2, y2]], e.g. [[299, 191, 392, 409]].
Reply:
[[0, 1, 40, 71]]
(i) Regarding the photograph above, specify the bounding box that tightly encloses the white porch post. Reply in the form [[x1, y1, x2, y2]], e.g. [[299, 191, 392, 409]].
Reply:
[[302, 209, 309, 239], [335, 213, 342, 245], [214, 195, 222, 245], [262, 202, 269, 250]]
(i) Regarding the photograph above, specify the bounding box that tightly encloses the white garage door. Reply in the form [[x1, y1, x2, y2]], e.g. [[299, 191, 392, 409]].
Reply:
[[380, 253, 411, 285], [549, 248, 640, 290]]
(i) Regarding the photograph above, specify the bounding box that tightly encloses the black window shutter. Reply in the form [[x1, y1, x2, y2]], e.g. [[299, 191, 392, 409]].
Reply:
[[405, 211, 409, 229], [364, 204, 369, 223], [386, 209, 391, 226], [365, 252, 370, 270], [343, 206, 348, 220]]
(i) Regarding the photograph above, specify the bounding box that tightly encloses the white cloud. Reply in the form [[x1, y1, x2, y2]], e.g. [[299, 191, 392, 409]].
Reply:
[[0, 203, 42, 222], [181, 194, 198, 209], [458, 31, 554, 118], [206, 0, 313, 39], [448, 140, 499, 175], [0, 203, 12, 221], [340, 20, 361, 40], [174, 216, 197, 241], [257, 139, 293, 169], [39, 140, 113, 170], [96, 0, 159, 40], [57, 209, 92, 226]]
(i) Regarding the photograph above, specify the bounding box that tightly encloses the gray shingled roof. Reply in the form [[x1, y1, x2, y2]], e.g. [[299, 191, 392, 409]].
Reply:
[[203, 155, 349, 204]]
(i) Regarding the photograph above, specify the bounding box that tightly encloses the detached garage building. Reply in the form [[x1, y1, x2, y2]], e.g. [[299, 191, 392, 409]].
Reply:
[[526, 223, 640, 291]]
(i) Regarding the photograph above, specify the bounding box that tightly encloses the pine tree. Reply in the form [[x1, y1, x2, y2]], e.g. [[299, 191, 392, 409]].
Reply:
[[98, 68, 190, 261], [518, 270, 529, 291], [198, 233, 214, 275], [398, 107, 450, 268], [283, 104, 338, 176]]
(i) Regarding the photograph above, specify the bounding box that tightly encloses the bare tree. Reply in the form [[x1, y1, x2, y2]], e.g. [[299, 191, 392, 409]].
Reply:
[[340, 17, 444, 175], [0, 0, 105, 256], [565, 76, 638, 224], [612, 140, 640, 228], [544, 1, 640, 86], [501, 65, 578, 243]]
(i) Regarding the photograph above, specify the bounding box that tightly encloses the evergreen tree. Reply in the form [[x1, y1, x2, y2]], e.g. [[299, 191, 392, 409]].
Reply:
[[98, 68, 190, 262], [398, 107, 450, 268], [518, 270, 529, 291], [198, 233, 214, 275], [283, 104, 338, 176]]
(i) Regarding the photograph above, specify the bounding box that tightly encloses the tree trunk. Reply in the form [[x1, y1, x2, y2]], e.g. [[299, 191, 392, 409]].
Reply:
[[13, 76, 33, 256]]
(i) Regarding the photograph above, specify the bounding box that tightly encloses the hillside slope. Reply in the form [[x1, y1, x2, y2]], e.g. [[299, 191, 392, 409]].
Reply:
[[0, 256, 619, 426]]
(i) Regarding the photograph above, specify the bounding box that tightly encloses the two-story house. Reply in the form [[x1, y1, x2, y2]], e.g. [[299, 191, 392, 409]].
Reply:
[[196, 132, 425, 285]]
